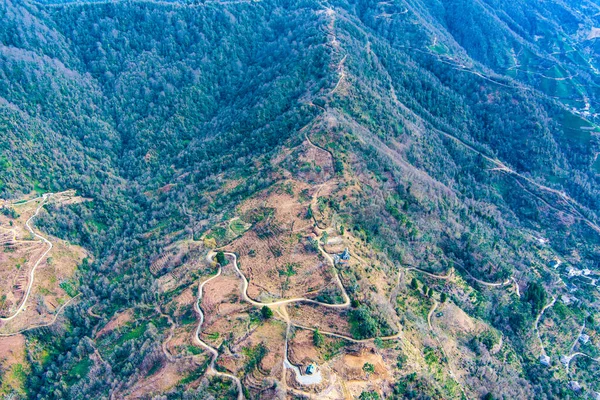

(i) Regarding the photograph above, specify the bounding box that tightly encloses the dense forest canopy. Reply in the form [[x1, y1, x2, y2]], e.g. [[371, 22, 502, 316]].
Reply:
[[2, 0, 600, 398]]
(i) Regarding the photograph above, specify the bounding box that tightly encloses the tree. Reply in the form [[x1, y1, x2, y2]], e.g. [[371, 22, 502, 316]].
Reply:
[[261, 306, 273, 320], [440, 292, 447, 303], [524, 282, 546, 314], [359, 391, 380, 400], [278, 263, 297, 296], [215, 251, 227, 266], [349, 306, 378, 339], [363, 362, 375, 375], [313, 329, 324, 347], [410, 278, 418, 290], [306, 205, 313, 219], [321, 231, 329, 245]]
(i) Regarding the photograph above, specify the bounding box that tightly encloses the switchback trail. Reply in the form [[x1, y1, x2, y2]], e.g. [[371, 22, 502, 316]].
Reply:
[[426, 299, 468, 398]]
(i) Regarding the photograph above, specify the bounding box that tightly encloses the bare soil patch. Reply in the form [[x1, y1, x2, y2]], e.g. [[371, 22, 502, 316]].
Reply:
[[96, 308, 134, 338], [288, 303, 351, 336], [229, 185, 336, 301]]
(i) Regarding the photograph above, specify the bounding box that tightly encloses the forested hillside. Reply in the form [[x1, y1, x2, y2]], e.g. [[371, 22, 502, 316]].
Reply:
[[2, 0, 600, 399]]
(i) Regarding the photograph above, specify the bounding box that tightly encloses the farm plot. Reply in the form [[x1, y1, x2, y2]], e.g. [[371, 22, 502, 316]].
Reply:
[[229, 187, 337, 301], [287, 302, 352, 337], [198, 271, 253, 350]]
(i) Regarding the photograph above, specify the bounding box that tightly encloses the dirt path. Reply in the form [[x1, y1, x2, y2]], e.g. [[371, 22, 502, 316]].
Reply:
[[511, 277, 521, 297], [0, 293, 81, 336], [534, 296, 556, 357], [455, 264, 511, 288], [426, 299, 468, 398], [291, 320, 402, 344], [565, 352, 600, 374], [192, 266, 244, 400], [157, 306, 176, 362], [427, 300, 438, 330], [510, 176, 600, 236], [407, 266, 453, 281], [330, 54, 347, 95], [278, 306, 324, 386], [389, 267, 403, 303], [377, 69, 600, 239], [1, 193, 53, 322], [208, 250, 350, 309]]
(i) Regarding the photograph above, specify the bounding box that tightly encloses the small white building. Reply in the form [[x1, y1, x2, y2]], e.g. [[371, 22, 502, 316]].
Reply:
[[579, 333, 590, 344], [583, 268, 591, 276], [567, 267, 582, 278], [561, 295, 573, 305], [568, 381, 582, 392], [540, 354, 551, 366], [333, 248, 350, 265]]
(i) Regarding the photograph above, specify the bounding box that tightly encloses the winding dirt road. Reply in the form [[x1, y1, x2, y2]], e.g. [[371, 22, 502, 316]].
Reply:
[[207, 249, 350, 309], [1, 193, 53, 322], [534, 296, 556, 358], [192, 265, 244, 400], [0, 293, 81, 336]]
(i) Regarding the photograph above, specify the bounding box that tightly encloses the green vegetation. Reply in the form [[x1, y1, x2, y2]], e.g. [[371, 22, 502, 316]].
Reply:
[[242, 343, 267, 373], [524, 282, 547, 314], [260, 306, 273, 320], [3, 0, 600, 398], [215, 251, 227, 266], [230, 219, 247, 235], [410, 278, 419, 291], [313, 329, 324, 348], [59, 280, 78, 297], [349, 306, 379, 340], [323, 339, 346, 361], [278, 262, 298, 296], [359, 391, 381, 400], [362, 362, 375, 375]]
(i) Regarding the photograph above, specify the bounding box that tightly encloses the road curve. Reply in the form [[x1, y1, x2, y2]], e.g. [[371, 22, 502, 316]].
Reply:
[[193, 266, 244, 400], [1, 193, 53, 322], [0, 293, 81, 336], [207, 250, 350, 309]]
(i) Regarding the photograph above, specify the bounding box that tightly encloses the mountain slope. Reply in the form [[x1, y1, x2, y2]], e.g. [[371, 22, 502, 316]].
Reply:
[[1, 0, 600, 399]]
